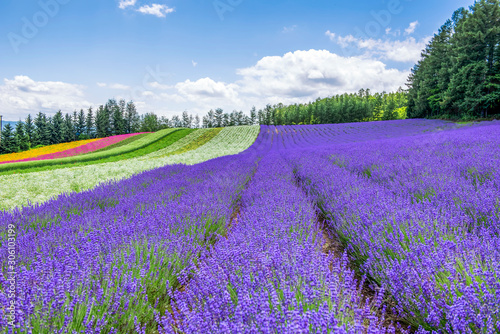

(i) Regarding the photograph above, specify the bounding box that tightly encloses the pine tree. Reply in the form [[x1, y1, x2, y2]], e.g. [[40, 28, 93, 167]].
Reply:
[[62, 113, 75, 142], [125, 102, 140, 133], [182, 111, 191, 128], [95, 106, 107, 138], [15, 121, 29, 151], [51, 111, 65, 144], [76, 109, 86, 138], [86, 107, 94, 138], [33, 112, 47, 146], [0, 123, 18, 153], [24, 114, 34, 147], [214, 108, 224, 127], [141, 113, 159, 132], [194, 115, 200, 128], [250, 107, 257, 125]]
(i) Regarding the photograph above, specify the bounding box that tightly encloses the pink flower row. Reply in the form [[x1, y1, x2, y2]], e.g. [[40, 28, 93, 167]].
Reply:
[[1, 133, 149, 165]]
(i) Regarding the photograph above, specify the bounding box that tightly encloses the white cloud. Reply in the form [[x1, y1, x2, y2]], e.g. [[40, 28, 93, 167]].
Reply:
[[148, 81, 173, 90], [385, 27, 401, 37], [96, 82, 131, 90], [326, 30, 430, 63], [405, 21, 419, 35], [192, 60, 198, 67], [234, 50, 408, 104], [282, 25, 297, 33], [175, 77, 239, 101], [136, 4, 175, 18], [0, 76, 92, 120], [118, 0, 137, 9]]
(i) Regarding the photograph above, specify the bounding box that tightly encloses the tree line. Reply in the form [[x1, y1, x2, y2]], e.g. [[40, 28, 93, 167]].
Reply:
[[407, 0, 500, 119], [0, 99, 143, 154], [1, 88, 408, 154]]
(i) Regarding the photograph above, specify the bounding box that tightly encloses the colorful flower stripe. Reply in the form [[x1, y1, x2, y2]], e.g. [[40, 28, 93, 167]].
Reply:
[[0, 133, 148, 165], [0, 138, 100, 163]]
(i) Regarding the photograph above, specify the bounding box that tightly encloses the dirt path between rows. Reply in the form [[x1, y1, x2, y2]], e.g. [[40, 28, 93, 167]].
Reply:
[[316, 210, 415, 334]]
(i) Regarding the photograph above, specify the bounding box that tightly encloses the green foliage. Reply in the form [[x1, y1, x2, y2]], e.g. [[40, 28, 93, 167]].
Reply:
[[249, 89, 408, 126], [0, 123, 18, 153], [408, 0, 500, 118], [15, 121, 30, 151]]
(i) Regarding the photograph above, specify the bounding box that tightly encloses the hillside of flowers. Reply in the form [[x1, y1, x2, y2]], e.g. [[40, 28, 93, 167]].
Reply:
[[0, 138, 101, 164], [1, 119, 499, 333], [0, 133, 147, 165]]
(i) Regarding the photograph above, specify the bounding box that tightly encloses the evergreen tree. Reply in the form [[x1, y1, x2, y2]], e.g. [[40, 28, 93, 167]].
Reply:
[[408, 1, 500, 119], [141, 113, 160, 132], [182, 111, 191, 128], [50, 111, 64, 144], [24, 114, 34, 147], [95, 106, 108, 138], [15, 121, 29, 151], [62, 113, 75, 142], [33, 112, 48, 146], [0, 123, 18, 153], [250, 106, 257, 125], [86, 107, 94, 138], [76, 109, 86, 138], [214, 108, 224, 127], [112, 105, 125, 135], [125, 101, 140, 133]]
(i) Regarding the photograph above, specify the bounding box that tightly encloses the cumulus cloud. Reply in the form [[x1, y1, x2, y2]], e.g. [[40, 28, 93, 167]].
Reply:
[[0, 76, 92, 120], [118, 0, 137, 9], [234, 49, 408, 104], [175, 77, 239, 101], [405, 21, 419, 35], [136, 4, 175, 18], [326, 30, 430, 63]]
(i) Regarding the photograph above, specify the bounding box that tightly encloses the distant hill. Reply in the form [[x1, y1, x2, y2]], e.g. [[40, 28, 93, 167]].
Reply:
[[1, 121, 20, 130]]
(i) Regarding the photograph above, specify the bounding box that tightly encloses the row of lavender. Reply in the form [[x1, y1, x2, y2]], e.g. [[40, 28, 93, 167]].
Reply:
[[286, 122, 500, 333], [0, 149, 260, 332], [158, 153, 402, 333]]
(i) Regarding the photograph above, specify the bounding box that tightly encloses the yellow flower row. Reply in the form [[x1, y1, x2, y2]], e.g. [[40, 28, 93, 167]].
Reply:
[[0, 138, 101, 163]]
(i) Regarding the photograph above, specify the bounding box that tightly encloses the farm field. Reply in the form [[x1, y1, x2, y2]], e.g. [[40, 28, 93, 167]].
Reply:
[[0, 125, 259, 210], [0, 133, 148, 165], [1, 119, 499, 333]]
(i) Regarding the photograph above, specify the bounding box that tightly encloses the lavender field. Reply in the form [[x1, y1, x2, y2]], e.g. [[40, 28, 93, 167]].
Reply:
[[1, 119, 499, 333]]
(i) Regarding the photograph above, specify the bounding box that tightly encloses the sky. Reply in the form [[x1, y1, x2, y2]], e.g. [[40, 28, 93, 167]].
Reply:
[[0, 0, 475, 121]]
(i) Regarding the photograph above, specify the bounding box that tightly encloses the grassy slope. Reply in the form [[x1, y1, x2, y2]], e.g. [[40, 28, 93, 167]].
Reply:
[[0, 126, 260, 211], [0, 129, 183, 175], [150, 128, 222, 158], [81, 133, 150, 155]]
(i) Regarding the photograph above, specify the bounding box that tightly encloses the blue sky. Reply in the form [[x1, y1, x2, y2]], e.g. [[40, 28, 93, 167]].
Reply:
[[0, 0, 474, 120]]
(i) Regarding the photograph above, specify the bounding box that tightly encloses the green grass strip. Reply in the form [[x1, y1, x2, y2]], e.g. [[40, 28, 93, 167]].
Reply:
[[0, 129, 194, 176], [151, 128, 223, 159], [81, 133, 150, 155]]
